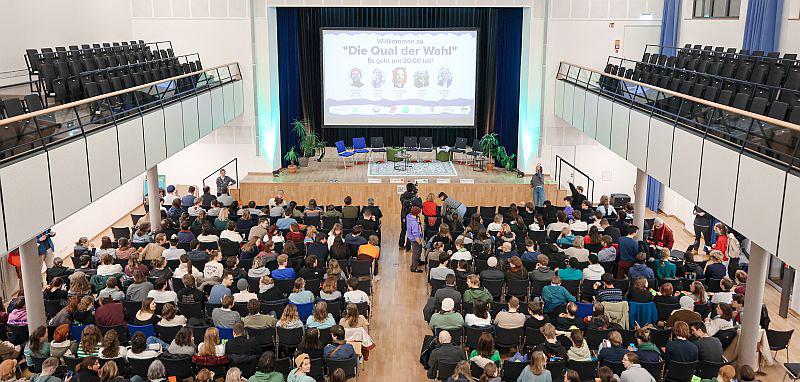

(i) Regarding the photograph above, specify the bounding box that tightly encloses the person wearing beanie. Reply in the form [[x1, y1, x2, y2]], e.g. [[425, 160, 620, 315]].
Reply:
[[429, 298, 464, 330], [287, 353, 315, 382], [406, 205, 424, 272], [665, 296, 703, 328], [163, 185, 180, 207], [480, 257, 504, 281]]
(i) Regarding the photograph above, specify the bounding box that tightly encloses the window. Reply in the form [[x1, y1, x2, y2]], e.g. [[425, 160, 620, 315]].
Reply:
[[693, 0, 741, 18]]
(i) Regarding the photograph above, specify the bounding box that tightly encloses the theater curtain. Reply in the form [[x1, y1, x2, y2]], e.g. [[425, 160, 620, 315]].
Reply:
[[276, 7, 522, 166], [659, 0, 681, 56], [742, 0, 783, 53], [646, 175, 662, 212]]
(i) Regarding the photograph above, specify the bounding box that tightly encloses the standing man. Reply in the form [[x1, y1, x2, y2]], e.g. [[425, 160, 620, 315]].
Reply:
[[531, 163, 545, 207], [215, 169, 236, 196], [692, 205, 712, 253], [407, 206, 424, 273], [399, 183, 421, 249], [37, 229, 56, 268]]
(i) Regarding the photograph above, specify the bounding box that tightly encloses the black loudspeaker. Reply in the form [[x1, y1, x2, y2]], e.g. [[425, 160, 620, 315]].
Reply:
[[610, 193, 631, 208]]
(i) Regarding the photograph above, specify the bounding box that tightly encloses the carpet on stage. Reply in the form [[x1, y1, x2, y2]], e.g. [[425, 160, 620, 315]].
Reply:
[[366, 161, 458, 177]]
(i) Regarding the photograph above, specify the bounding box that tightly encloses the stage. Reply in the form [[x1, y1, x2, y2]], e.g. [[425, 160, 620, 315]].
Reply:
[[238, 148, 565, 214]]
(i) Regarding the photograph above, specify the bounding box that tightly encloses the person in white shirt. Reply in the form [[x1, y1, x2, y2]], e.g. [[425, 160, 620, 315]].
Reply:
[[233, 279, 258, 303], [570, 210, 589, 232], [147, 278, 178, 303], [220, 223, 244, 243], [583, 254, 605, 281], [163, 185, 180, 207], [187, 198, 204, 217], [162, 239, 186, 261], [268, 190, 286, 209], [450, 239, 472, 261], [343, 277, 370, 305], [207, 200, 222, 217], [217, 189, 234, 207], [204, 251, 224, 280], [486, 214, 503, 233], [97, 253, 123, 276], [197, 226, 219, 244], [158, 303, 187, 327], [562, 237, 590, 262], [464, 299, 492, 327], [546, 212, 570, 235], [710, 278, 734, 305]]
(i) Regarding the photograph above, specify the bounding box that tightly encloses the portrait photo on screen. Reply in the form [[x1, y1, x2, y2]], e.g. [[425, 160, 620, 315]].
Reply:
[[322, 29, 478, 127]]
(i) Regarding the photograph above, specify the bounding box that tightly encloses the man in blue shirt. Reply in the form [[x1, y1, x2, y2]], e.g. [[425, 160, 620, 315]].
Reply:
[[209, 272, 234, 304], [276, 211, 297, 230], [181, 186, 197, 210], [541, 276, 576, 313], [407, 206, 424, 273], [617, 225, 640, 278]]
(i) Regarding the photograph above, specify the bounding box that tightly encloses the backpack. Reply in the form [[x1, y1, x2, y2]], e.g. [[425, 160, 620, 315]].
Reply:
[[419, 335, 438, 369], [726, 233, 741, 259]]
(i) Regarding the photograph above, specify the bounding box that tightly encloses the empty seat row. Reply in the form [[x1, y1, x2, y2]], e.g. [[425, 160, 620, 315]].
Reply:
[[25, 40, 151, 74]]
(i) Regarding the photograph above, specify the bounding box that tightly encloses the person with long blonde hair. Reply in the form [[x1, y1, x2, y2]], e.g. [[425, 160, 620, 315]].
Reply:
[[449, 360, 474, 382], [517, 350, 551, 382], [198, 327, 224, 356], [224, 367, 243, 382], [306, 302, 335, 329], [340, 303, 369, 329], [277, 304, 303, 329]]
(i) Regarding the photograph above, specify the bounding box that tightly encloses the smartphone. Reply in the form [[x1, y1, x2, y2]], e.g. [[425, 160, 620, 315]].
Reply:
[[629, 343, 637, 351]]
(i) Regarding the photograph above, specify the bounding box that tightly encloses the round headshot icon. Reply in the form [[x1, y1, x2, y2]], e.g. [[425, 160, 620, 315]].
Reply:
[[438, 67, 452, 87], [350, 68, 363, 88], [414, 70, 430, 88], [371, 69, 385, 88], [392, 67, 407, 88]]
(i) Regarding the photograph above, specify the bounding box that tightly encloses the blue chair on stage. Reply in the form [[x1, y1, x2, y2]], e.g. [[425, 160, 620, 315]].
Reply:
[[352, 137, 369, 164], [335, 140, 354, 169]]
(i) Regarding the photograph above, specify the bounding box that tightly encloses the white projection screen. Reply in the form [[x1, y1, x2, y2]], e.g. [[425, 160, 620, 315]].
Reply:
[[322, 29, 478, 127]]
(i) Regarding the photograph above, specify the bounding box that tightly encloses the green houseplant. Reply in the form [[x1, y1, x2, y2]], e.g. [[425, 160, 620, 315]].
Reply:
[[478, 132, 500, 171], [284, 147, 299, 173], [495, 146, 516, 171], [292, 118, 323, 167]]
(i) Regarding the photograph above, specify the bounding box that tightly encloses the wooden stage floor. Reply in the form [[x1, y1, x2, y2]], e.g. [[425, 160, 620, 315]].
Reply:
[[238, 155, 567, 215]]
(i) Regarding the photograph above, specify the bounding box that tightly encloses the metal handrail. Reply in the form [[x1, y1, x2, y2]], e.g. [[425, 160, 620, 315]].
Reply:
[[554, 154, 595, 203], [557, 61, 800, 132], [0, 61, 240, 127], [202, 158, 239, 191]]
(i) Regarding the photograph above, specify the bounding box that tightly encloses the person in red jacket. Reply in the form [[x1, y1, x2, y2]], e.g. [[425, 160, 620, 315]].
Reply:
[[648, 217, 675, 250], [712, 222, 729, 260]]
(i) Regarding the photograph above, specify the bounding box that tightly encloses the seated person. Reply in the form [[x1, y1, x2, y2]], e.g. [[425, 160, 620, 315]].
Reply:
[[147, 278, 178, 304], [211, 295, 241, 329], [542, 276, 576, 314], [628, 252, 654, 280], [653, 282, 680, 305], [493, 296, 526, 329], [556, 227, 576, 247], [429, 298, 464, 330], [626, 277, 653, 303], [665, 296, 702, 328], [224, 322, 260, 357], [690, 322, 723, 363], [430, 254, 455, 281], [242, 299, 277, 329], [480, 257, 505, 281], [553, 302, 583, 331], [208, 272, 234, 304], [271, 254, 296, 280], [462, 274, 493, 304], [593, 273, 623, 303], [426, 331, 467, 379], [597, 330, 628, 366], [663, 322, 699, 363], [357, 209, 379, 232], [322, 325, 356, 361], [557, 258, 583, 281], [343, 277, 370, 305], [567, 330, 592, 362], [529, 254, 555, 282], [306, 302, 336, 329], [534, 323, 567, 361], [464, 299, 492, 327], [634, 329, 662, 363], [468, 332, 502, 369], [288, 278, 315, 305]]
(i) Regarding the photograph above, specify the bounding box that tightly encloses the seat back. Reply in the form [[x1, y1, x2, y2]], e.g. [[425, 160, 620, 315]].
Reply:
[[128, 324, 156, 338], [353, 137, 366, 149], [370, 136, 384, 148], [766, 329, 794, 350], [335, 140, 347, 154], [665, 360, 698, 381], [454, 137, 468, 149], [403, 136, 418, 148], [420, 136, 433, 149], [494, 327, 523, 348], [567, 360, 598, 382], [501, 360, 526, 382]]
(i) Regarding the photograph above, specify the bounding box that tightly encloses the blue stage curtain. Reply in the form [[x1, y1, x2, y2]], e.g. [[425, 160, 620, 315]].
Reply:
[[277, 8, 302, 167], [646, 175, 662, 212], [742, 0, 783, 52], [659, 0, 681, 56], [276, 7, 522, 165]]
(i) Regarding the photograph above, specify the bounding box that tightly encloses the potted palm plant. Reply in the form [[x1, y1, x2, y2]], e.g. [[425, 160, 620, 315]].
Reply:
[[284, 147, 299, 173], [496, 146, 517, 171], [478, 132, 500, 171], [292, 118, 321, 167]]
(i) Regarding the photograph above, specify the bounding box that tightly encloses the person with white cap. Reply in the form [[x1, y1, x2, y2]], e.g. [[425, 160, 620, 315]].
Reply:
[[426, 330, 467, 379], [429, 298, 464, 331], [665, 295, 703, 328], [479, 257, 504, 281]]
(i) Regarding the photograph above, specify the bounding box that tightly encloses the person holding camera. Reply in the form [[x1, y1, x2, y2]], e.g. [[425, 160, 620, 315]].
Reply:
[[399, 183, 422, 250]]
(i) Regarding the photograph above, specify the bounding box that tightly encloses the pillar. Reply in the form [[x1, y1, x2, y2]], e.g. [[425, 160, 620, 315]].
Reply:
[[633, 168, 647, 241], [19, 238, 45, 332], [146, 166, 162, 231], [738, 242, 770, 369]]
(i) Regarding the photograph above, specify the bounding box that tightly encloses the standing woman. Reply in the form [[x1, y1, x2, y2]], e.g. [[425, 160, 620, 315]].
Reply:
[[531, 163, 545, 208], [407, 206, 424, 273]]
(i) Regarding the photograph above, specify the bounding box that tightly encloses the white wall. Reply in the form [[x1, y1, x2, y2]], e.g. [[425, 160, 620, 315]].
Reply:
[[779, 0, 800, 53], [660, 186, 695, 233], [678, 0, 749, 49], [0, 0, 133, 72]]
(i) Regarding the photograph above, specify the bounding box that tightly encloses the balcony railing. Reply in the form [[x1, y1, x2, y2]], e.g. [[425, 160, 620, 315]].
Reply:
[[0, 62, 242, 163], [556, 61, 800, 171]]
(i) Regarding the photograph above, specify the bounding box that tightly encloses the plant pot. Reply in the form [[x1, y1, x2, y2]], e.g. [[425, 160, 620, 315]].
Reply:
[[487, 163, 495, 172], [298, 157, 310, 167], [287, 165, 297, 174]]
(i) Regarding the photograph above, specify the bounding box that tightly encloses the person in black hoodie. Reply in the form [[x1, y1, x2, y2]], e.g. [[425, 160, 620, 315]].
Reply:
[[75, 356, 101, 382], [534, 323, 567, 361], [45, 257, 73, 284], [297, 256, 324, 282], [225, 322, 261, 357], [568, 182, 587, 210]]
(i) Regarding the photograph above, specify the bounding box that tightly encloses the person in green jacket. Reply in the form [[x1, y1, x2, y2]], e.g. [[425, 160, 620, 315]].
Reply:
[[249, 351, 285, 382], [654, 248, 677, 279], [463, 274, 493, 304], [541, 276, 576, 313], [287, 353, 315, 382], [429, 298, 465, 330]]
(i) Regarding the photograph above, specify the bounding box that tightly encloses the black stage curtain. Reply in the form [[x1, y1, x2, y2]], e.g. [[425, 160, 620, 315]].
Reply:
[[277, 7, 522, 165]]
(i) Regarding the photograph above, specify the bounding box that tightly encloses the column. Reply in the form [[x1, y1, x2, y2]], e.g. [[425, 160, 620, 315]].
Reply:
[[633, 168, 647, 241], [738, 242, 770, 369], [146, 166, 162, 231], [19, 238, 45, 332]]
